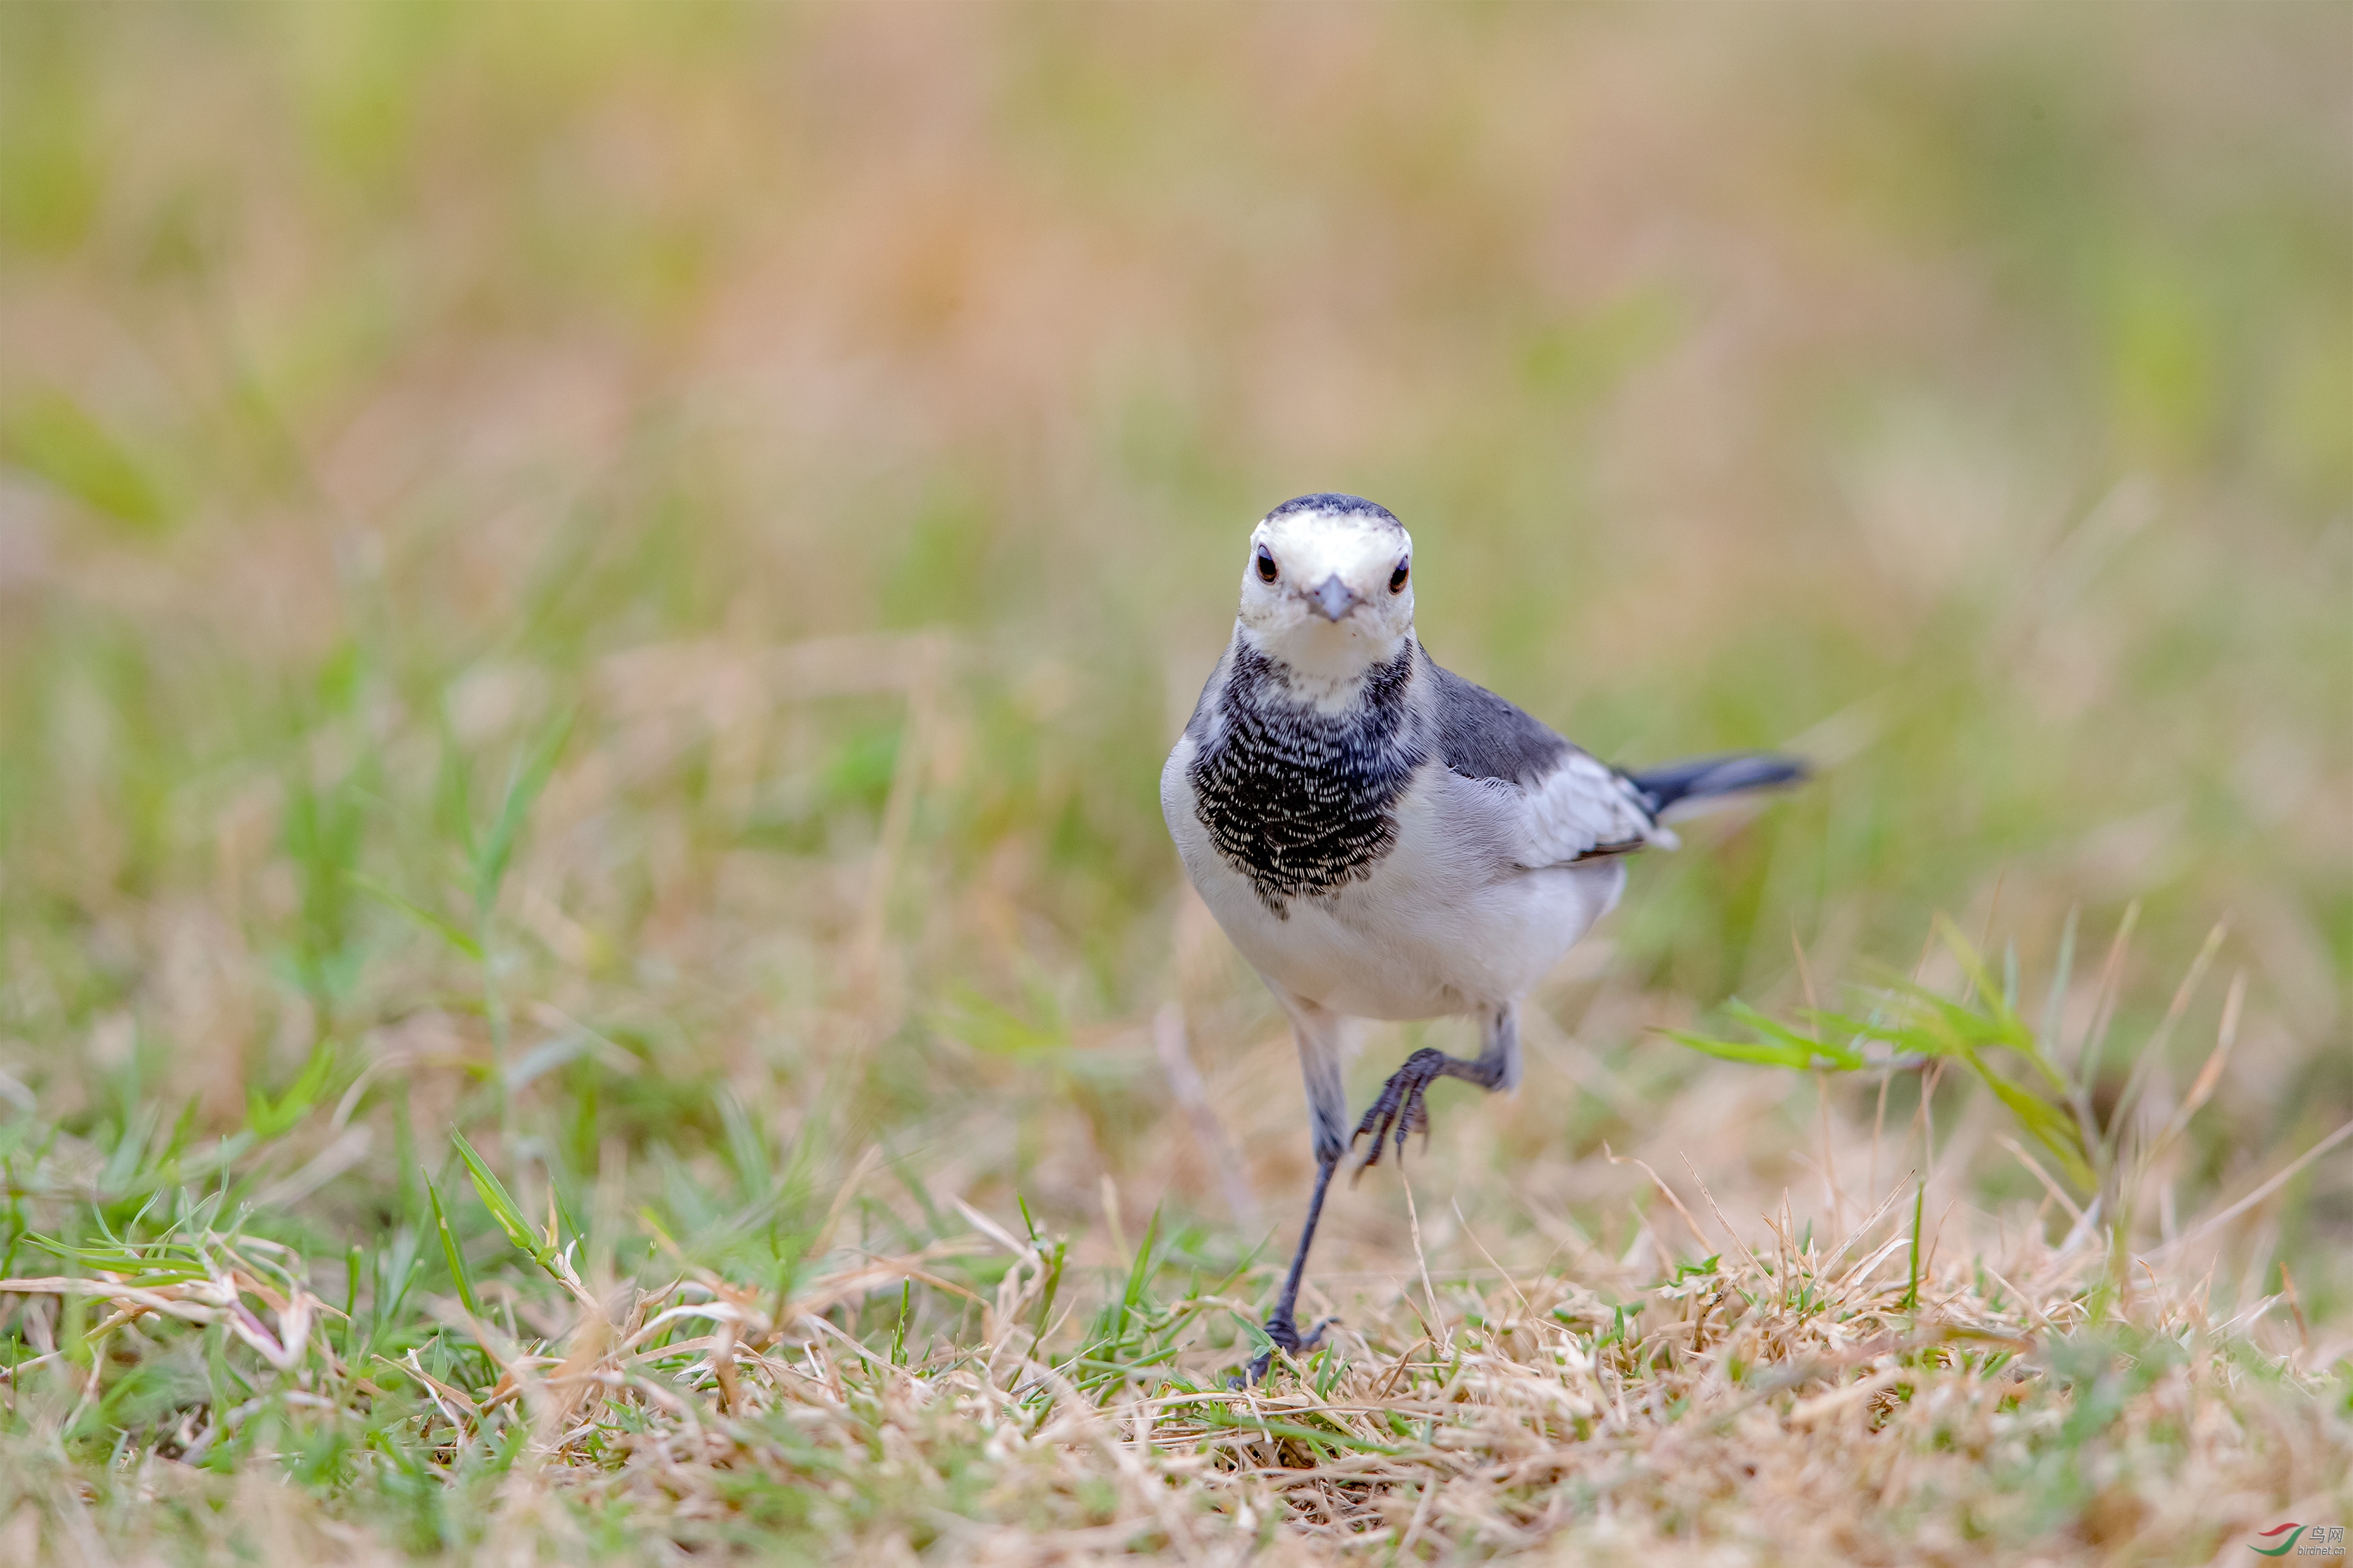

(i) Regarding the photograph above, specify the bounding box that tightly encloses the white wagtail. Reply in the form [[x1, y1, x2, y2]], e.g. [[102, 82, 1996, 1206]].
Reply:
[[1161, 494, 1805, 1380]]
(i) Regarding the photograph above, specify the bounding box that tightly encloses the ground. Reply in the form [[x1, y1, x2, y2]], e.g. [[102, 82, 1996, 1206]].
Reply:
[[0, 4, 2348, 1563]]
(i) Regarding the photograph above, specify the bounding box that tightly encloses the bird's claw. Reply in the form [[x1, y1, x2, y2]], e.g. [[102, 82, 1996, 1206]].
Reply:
[[1348, 1047, 1448, 1182], [1232, 1312, 1336, 1387]]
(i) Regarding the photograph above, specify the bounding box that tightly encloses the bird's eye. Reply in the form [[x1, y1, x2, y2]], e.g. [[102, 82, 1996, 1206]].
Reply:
[[1256, 547, 1279, 583], [1389, 560, 1410, 593]]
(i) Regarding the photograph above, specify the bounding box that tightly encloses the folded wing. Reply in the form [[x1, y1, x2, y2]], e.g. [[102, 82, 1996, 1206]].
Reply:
[[1422, 652, 1662, 867]]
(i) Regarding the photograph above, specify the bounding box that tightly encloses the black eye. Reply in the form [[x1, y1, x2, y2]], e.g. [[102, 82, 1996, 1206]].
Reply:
[[1389, 560, 1410, 593], [1256, 547, 1279, 583]]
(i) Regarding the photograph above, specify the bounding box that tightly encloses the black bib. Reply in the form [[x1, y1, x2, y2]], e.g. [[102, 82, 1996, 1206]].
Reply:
[[1187, 643, 1423, 915]]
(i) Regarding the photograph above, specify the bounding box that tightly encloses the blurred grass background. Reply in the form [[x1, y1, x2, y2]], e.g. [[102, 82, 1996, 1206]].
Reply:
[[0, 0, 2348, 1553]]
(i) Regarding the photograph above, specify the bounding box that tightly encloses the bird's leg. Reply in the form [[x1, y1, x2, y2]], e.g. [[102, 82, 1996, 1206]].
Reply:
[[1238, 1150, 1340, 1385], [1236, 994, 1356, 1386], [1352, 1004, 1521, 1178]]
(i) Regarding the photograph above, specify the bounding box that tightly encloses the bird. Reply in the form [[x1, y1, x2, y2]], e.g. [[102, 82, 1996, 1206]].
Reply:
[[1160, 493, 1806, 1382]]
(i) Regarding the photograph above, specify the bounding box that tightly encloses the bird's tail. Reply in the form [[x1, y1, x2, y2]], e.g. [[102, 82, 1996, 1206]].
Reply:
[[1625, 752, 1809, 824]]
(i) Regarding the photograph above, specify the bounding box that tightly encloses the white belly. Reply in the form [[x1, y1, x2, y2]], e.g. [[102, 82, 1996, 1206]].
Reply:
[[1162, 744, 1624, 1020]]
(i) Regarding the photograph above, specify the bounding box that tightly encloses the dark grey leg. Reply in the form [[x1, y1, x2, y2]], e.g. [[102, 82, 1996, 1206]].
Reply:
[[1234, 989, 1354, 1384], [1238, 1149, 1340, 1385]]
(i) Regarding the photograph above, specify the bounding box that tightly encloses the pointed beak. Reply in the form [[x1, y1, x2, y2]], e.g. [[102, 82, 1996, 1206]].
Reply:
[[1307, 574, 1361, 622]]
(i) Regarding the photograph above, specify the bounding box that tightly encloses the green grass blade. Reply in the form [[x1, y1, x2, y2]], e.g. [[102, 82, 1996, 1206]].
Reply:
[[345, 871, 484, 961], [425, 1173, 480, 1317], [449, 1130, 549, 1267], [1902, 1182, 1924, 1312], [2041, 908, 2079, 1063], [1723, 1001, 1867, 1069], [1660, 1028, 1822, 1072], [245, 1041, 338, 1142], [1181, 1403, 1405, 1456], [473, 710, 573, 914]]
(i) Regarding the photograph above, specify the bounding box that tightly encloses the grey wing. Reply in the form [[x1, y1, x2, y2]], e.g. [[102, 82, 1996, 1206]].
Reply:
[[1422, 648, 1664, 867], [1511, 749, 1668, 866], [1423, 653, 1573, 785]]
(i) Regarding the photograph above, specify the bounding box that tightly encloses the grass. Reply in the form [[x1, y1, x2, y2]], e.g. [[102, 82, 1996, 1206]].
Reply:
[[1, 1124, 2346, 1562], [1, 2, 2348, 1562]]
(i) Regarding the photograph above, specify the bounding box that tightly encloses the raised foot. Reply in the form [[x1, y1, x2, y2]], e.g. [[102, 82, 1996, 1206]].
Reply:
[[1231, 1312, 1335, 1387], [1350, 1047, 1451, 1180]]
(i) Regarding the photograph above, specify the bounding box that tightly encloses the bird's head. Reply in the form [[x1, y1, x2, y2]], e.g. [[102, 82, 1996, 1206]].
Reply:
[[1234, 494, 1415, 689]]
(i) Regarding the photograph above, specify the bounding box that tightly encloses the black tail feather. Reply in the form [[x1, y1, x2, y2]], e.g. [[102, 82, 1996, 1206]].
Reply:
[[1625, 752, 1809, 821]]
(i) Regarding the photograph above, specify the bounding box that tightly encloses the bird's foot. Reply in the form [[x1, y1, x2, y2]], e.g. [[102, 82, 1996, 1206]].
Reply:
[[1232, 1311, 1335, 1387], [1350, 1047, 1450, 1181]]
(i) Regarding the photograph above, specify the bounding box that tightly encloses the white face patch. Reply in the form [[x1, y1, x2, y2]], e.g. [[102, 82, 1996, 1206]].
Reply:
[[1235, 500, 1415, 693]]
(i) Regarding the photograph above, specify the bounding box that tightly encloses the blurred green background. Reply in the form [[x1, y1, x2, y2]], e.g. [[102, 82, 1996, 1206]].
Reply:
[[0, 0, 2347, 1362]]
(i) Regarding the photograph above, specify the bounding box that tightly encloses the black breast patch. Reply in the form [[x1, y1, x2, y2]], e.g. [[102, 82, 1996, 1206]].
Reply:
[[1187, 643, 1422, 915]]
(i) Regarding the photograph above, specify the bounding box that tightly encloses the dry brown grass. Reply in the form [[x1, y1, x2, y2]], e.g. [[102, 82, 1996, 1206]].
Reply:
[[5, 1150, 2346, 1565]]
